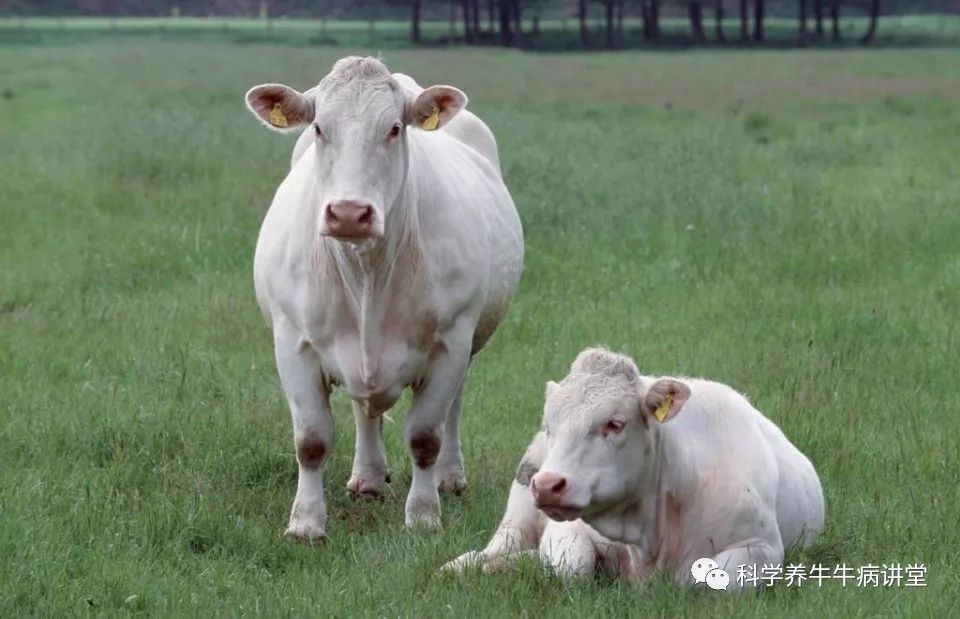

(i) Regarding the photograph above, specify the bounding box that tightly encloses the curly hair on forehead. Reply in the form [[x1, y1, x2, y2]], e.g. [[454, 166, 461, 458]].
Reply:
[[547, 371, 642, 420], [319, 56, 397, 90], [569, 347, 641, 383]]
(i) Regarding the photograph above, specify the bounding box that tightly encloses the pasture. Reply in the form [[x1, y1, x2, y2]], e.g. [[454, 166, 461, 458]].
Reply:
[[1, 34, 959, 616]]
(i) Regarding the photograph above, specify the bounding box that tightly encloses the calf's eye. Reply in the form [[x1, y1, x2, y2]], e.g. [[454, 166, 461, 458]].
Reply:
[[314, 124, 323, 138], [603, 419, 626, 435], [387, 123, 402, 139]]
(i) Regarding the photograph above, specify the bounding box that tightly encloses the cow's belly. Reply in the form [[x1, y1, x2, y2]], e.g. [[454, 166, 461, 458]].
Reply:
[[321, 333, 431, 416]]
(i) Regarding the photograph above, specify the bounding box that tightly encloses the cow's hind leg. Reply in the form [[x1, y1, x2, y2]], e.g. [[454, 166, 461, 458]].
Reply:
[[436, 373, 467, 494], [274, 321, 334, 542], [702, 537, 784, 592], [347, 404, 389, 500]]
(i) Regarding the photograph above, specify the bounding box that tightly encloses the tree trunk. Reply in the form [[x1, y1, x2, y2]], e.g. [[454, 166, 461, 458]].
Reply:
[[513, 0, 521, 39], [740, 0, 749, 42], [489, 0, 496, 32], [814, 0, 824, 35], [605, 0, 616, 48], [449, 0, 457, 43], [579, 0, 589, 45], [860, 0, 880, 44], [463, 0, 474, 43], [753, 0, 764, 41], [646, 0, 661, 39], [830, 0, 840, 40], [471, 0, 481, 35], [715, 0, 725, 42], [798, 0, 808, 46], [411, 0, 421, 43], [690, 2, 706, 42], [617, 0, 625, 39], [499, 0, 513, 45]]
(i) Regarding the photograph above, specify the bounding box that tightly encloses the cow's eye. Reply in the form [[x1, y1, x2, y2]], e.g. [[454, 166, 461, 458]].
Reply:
[[387, 123, 402, 139], [314, 124, 323, 138], [603, 419, 626, 435]]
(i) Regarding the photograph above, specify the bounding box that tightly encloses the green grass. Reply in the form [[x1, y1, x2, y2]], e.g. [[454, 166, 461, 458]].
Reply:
[[1, 40, 959, 616]]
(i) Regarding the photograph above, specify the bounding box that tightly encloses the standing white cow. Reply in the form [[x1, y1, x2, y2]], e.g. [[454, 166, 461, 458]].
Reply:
[[244, 56, 523, 540], [443, 347, 824, 588]]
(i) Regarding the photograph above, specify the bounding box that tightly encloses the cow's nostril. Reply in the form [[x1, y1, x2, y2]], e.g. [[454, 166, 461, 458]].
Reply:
[[551, 477, 567, 494], [325, 205, 339, 222], [358, 206, 373, 225]]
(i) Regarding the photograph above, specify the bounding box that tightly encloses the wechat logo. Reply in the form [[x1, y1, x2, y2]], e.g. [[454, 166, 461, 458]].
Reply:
[[692, 558, 730, 591]]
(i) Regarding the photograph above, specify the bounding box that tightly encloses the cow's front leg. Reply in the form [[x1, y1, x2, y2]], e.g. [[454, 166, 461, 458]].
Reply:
[[404, 336, 472, 529], [274, 322, 333, 542], [347, 403, 389, 500], [539, 520, 603, 580]]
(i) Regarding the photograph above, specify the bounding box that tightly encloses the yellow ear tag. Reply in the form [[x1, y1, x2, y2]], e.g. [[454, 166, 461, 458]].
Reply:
[[653, 394, 673, 423], [421, 106, 440, 131], [269, 104, 288, 128]]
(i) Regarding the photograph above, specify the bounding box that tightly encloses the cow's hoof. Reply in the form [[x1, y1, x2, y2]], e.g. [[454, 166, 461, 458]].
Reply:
[[283, 523, 327, 544], [436, 470, 467, 495], [285, 500, 327, 543], [347, 474, 388, 501], [440, 550, 484, 574], [405, 496, 441, 530]]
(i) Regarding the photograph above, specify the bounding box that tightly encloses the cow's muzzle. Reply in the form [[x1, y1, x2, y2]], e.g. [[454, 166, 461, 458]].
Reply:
[[322, 200, 378, 241], [531, 472, 584, 521]]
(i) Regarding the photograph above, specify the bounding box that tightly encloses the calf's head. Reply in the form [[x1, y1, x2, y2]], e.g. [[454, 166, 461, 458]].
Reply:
[[245, 56, 467, 244], [530, 348, 690, 522]]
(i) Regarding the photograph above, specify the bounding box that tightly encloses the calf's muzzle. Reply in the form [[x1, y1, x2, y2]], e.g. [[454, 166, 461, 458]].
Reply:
[[531, 471, 567, 505]]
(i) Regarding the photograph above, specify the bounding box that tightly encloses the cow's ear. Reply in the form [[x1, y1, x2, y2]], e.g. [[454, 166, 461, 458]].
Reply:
[[642, 379, 690, 424], [406, 85, 467, 131], [245, 83, 314, 133]]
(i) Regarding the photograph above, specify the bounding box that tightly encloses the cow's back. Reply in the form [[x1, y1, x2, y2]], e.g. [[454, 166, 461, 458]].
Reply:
[[663, 381, 823, 556]]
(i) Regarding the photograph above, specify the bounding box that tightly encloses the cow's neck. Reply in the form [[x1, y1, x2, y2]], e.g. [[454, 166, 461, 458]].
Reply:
[[321, 186, 425, 382], [589, 428, 680, 570]]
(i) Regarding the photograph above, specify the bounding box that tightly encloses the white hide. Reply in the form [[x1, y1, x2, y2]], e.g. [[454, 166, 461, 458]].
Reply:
[[248, 57, 523, 540], [443, 348, 824, 589]]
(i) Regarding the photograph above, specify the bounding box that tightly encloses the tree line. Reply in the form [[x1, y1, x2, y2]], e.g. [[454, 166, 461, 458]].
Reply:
[[412, 0, 888, 48], [4, 1, 958, 48]]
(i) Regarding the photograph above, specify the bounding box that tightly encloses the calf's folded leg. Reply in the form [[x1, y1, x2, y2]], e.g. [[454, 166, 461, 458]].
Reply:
[[441, 431, 549, 572]]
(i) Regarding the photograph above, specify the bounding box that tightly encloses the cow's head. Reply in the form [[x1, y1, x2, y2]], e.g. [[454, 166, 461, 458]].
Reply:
[[530, 347, 690, 522], [244, 56, 466, 244]]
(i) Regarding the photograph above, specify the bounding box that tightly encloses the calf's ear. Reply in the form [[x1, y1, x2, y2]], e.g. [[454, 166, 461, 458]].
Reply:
[[406, 85, 467, 131], [245, 84, 314, 133], [642, 379, 690, 424]]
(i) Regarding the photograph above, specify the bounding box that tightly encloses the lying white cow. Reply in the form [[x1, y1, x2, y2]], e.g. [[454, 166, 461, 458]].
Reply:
[[244, 56, 523, 540], [444, 347, 824, 587]]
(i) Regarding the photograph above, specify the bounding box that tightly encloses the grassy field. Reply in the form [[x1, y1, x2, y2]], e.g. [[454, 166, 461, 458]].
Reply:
[[2, 36, 959, 617]]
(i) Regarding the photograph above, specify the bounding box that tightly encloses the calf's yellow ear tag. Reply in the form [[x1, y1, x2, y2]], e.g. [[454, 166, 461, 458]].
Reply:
[[421, 106, 440, 131], [269, 104, 288, 128], [653, 394, 673, 423]]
